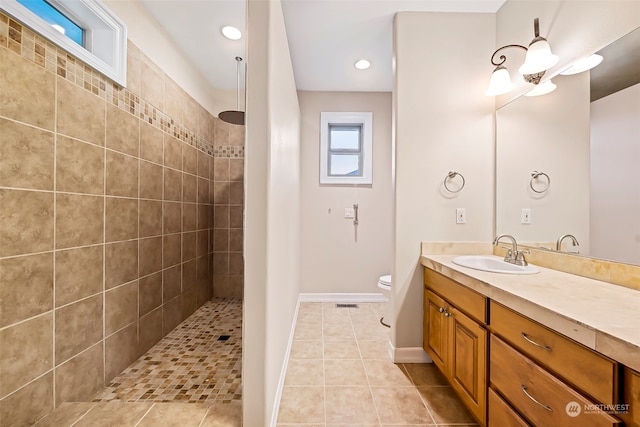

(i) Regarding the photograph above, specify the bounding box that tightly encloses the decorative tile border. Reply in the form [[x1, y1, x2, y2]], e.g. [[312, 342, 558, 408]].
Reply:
[[0, 11, 242, 159]]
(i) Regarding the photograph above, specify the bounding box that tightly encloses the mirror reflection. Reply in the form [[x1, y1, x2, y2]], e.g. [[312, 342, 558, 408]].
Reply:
[[496, 27, 640, 266]]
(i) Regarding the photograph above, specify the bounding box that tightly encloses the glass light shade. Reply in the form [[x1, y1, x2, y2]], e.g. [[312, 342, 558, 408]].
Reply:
[[518, 39, 559, 74], [560, 54, 603, 75], [485, 66, 516, 96], [525, 79, 557, 97]]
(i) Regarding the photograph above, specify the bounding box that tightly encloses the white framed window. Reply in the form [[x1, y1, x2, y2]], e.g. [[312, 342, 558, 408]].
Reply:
[[1, 0, 127, 86], [320, 112, 373, 184]]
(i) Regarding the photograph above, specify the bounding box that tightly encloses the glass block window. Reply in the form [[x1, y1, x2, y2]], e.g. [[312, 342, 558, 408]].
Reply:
[[320, 112, 373, 184]]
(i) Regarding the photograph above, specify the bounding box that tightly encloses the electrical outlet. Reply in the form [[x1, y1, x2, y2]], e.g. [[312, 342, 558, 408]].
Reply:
[[344, 208, 355, 219], [521, 208, 532, 224], [456, 208, 466, 224]]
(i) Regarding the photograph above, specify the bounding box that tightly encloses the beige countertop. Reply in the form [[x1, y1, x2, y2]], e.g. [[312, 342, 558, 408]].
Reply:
[[420, 254, 640, 372]]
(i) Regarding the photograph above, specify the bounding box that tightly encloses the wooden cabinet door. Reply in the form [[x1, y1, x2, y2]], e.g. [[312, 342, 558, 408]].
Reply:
[[622, 367, 640, 426], [424, 289, 448, 373], [449, 306, 487, 425]]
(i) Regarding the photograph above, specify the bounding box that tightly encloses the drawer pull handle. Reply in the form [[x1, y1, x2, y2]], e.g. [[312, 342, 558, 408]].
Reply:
[[521, 385, 553, 412], [521, 332, 552, 352]]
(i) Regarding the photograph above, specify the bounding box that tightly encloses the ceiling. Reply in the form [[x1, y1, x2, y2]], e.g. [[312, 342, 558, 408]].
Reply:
[[140, 0, 505, 92]]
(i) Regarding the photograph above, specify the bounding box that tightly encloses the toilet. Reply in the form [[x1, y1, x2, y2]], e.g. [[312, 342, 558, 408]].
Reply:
[[377, 275, 392, 327]]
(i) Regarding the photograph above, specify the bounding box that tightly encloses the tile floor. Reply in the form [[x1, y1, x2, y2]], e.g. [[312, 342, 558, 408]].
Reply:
[[93, 298, 242, 404], [33, 300, 476, 426], [276, 302, 478, 426]]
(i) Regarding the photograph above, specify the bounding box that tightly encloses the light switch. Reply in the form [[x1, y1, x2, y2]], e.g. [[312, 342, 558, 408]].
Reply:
[[521, 208, 532, 224], [344, 208, 355, 219], [456, 208, 466, 224]]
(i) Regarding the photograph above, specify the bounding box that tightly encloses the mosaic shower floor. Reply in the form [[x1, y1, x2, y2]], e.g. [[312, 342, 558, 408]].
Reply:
[[92, 298, 242, 404]]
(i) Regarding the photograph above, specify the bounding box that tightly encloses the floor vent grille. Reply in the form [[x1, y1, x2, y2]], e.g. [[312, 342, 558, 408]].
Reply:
[[335, 303, 359, 308]]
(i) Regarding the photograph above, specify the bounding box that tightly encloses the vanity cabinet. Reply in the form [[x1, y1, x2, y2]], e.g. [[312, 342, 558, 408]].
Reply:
[[489, 301, 621, 427], [621, 367, 640, 426], [423, 269, 488, 425]]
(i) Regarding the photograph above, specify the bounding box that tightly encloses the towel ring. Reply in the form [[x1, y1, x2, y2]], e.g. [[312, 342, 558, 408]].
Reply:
[[444, 171, 465, 193], [530, 171, 550, 193]]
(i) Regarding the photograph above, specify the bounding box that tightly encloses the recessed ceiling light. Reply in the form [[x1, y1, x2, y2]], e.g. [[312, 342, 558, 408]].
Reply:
[[221, 26, 242, 40], [354, 59, 371, 70]]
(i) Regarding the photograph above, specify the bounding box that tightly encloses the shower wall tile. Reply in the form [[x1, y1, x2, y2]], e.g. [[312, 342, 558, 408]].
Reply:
[[105, 323, 138, 383], [183, 173, 197, 203], [140, 121, 163, 164], [106, 103, 139, 157], [139, 307, 163, 354], [56, 194, 103, 249], [139, 272, 162, 316], [106, 151, 139, 197], [55, 295, 103, 363], [0, 189, 54, 257], [105, 240, 138, 289], [0, 11, 227, 417], [139, 200, 163, 238], [0, 252, 53, 327], [56, 77, 105, 146], [105, 197, 138, 242], [183, 203, 197, 232], [0, 372, 53, 427], [230, 159, 244, 182], [164, 135, 182, 170], [163, 167, 182, 201], [0, 118, 54, 190], [183, 144, 198, 175], [163, 265, 182, 301], [54, 342, 104, 405], [0, 47, 55, 130], [0, 313, 53, 397], [139, 160, 163, 200], [139, 236, 162, 277], [163, 233, 182, 269], [56, 135, 104, 194], [105, 281, 138, 335], [55, 245, 103, 306]]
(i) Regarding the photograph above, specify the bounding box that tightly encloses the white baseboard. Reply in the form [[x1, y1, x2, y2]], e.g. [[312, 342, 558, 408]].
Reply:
[[389, 342, 433, 363], [269, 298, 300, 427], [298, 292, 388, 303]]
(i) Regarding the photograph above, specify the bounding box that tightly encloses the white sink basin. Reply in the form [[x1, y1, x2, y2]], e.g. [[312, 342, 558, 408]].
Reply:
[[452, 255, 540, 275]]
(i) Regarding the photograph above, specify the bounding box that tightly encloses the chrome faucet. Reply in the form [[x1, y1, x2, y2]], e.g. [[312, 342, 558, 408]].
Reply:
[[493, 234, 529, 266], [556, 234, 580, 253]]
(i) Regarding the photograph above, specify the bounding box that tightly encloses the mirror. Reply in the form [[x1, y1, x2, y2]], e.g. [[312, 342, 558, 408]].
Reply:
[[496, 27, 640, 266]]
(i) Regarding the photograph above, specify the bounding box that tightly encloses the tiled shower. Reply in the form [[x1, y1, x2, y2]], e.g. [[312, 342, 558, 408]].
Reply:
[[0, 12, 243, 426]]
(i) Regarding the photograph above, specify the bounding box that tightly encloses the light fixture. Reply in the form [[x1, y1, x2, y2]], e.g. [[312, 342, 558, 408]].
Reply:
[[219, 57, 245, 126], [355, 59, 371, 70], [221, 26, 242, 40], [485, 18, 559, 96], [560, 54, 603, 75], [524, 79, 557, 97]]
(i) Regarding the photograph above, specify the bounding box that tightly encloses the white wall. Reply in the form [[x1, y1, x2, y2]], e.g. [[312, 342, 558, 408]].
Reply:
[[298, 91, 393, 294], [590, 83, 640, 265], [244, 0, 301, 425], [103, 0, 235, 116], [392, 12, 496, 350], [496, 1, 640, 107], [496, 72, 591, 252]]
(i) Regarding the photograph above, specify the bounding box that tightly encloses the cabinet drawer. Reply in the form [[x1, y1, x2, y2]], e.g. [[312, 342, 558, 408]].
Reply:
[[488, 387, 530, 427], [490, 301, 617, 405], [424, 269, 487, 324], [490, 335, 620, 427]]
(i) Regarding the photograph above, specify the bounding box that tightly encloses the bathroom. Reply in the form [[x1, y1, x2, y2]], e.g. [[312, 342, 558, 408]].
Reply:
[[1, 0, 640, 426]]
